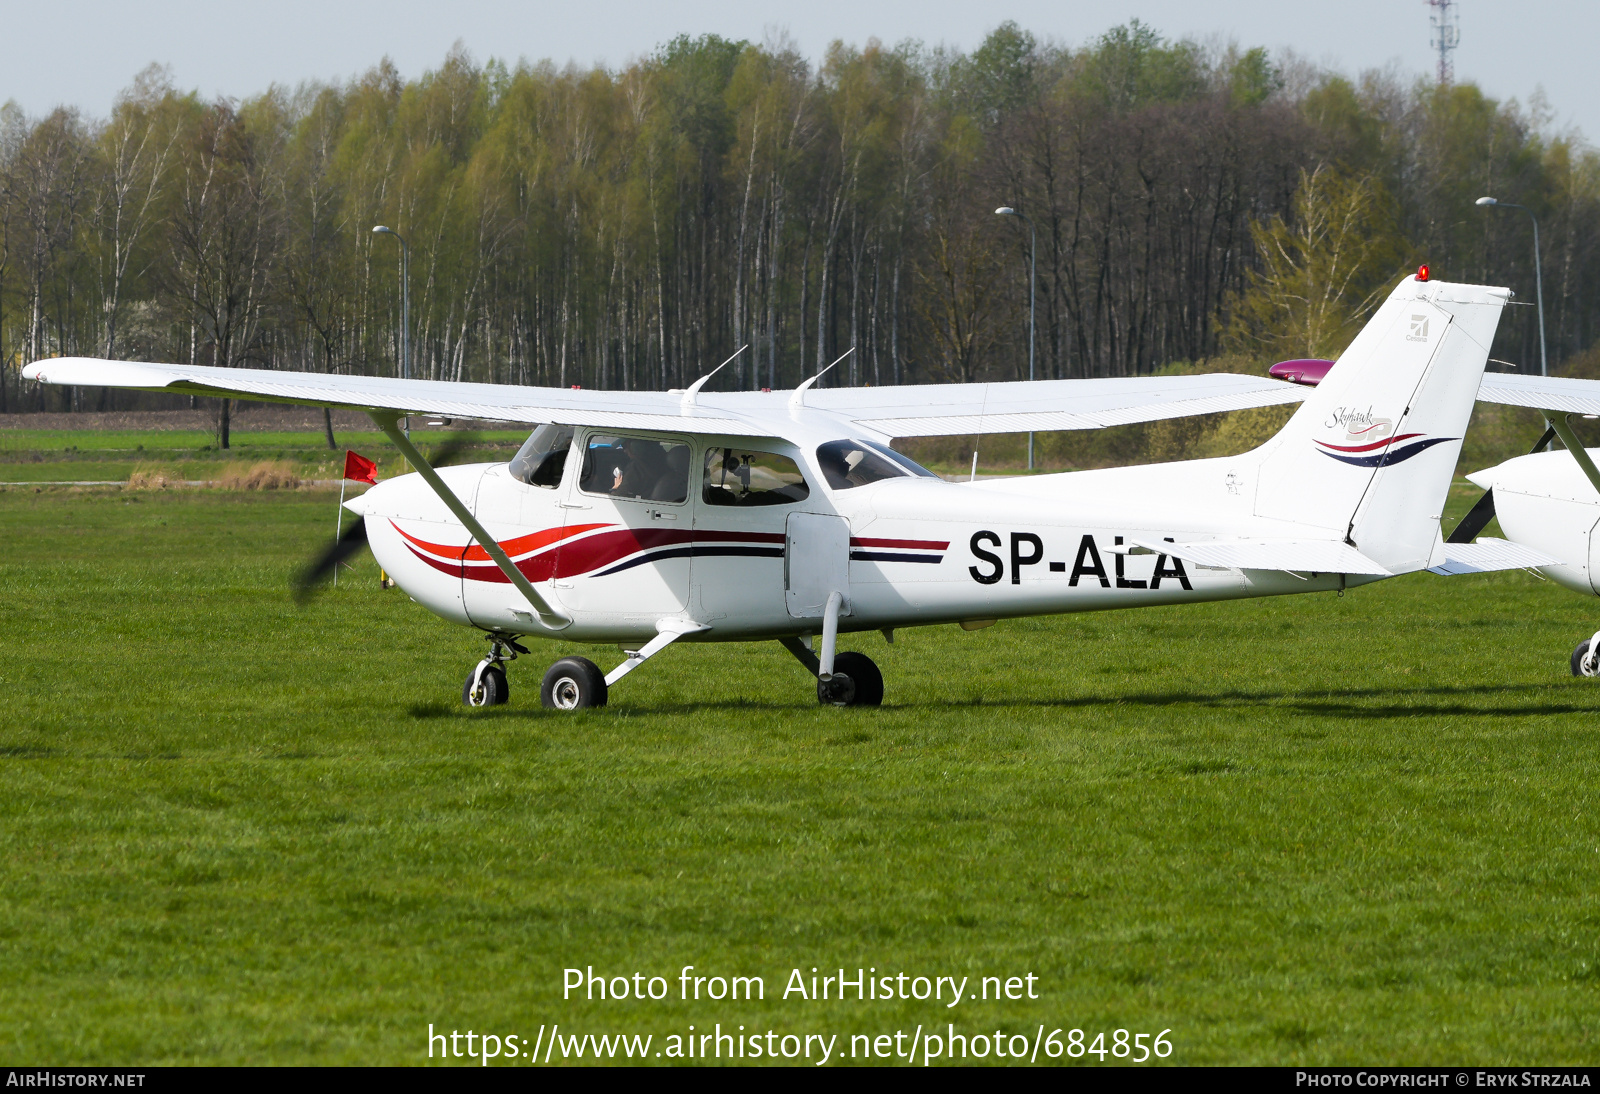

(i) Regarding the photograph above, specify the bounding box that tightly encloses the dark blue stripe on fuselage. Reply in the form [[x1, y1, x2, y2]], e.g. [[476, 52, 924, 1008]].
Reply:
[[593, 544, 784, 577], [1317, 436, 1456, 467], [850, 550, 943, 564]]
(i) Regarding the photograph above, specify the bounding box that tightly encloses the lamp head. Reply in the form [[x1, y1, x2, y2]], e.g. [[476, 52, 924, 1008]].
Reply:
[[995, 207, 1016, 217], [1475, 196, 1498, 207], [372, 224, 394, 234]]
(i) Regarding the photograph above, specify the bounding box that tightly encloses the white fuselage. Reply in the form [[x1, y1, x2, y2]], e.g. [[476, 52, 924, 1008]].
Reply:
[[1468, 449, 1600, 597], [350, 423, 1377, 646]]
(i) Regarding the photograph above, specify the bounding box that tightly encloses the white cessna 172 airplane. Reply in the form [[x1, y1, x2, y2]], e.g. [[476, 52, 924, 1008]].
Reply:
[[23, 272, 1539, 710]]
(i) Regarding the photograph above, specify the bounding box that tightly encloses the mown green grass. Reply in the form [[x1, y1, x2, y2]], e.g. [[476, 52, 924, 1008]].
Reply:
[[1, 481, 1598, 1066]]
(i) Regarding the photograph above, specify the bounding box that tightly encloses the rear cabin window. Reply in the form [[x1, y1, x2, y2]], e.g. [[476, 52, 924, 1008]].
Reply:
[[579, 435, 691, 503], [702, 448, 811, 507], [815, 440, 925, 490], [508, 424, 574, 487]]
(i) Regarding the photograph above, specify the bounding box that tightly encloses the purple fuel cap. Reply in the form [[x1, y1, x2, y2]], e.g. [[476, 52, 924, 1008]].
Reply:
[[1269, 359, 1335, 386]]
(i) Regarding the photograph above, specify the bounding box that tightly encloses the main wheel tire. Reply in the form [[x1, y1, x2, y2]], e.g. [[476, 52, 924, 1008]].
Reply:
[[818, 651, 884, 707], [541, 656, 608, 710], [463, 663, 509, 707], [1573, 639, 1599, 678], [817, 673, 856, 706]]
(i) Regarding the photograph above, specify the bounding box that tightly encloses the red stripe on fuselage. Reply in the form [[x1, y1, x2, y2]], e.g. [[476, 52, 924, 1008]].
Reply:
[[1314, 432, 1423, 454], [849, 536, 950, 550], [392, 520, 611, 561], [399, 523, 787, 584]]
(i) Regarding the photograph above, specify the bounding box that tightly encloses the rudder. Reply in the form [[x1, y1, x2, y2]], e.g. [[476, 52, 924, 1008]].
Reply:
[[1249, 275, 1509, 573]]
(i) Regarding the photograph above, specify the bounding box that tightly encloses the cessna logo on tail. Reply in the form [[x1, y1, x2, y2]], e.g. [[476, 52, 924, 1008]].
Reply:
[[1407, 314, 1430, 342]]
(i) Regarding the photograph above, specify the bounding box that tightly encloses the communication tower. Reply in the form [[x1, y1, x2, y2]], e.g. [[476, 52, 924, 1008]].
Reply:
[[1426, 0, 1461, 85]]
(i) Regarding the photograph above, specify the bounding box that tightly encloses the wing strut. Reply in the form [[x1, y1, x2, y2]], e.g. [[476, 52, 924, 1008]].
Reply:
[[1546, 414, 1600, 500], [370, 412, 569, 631]]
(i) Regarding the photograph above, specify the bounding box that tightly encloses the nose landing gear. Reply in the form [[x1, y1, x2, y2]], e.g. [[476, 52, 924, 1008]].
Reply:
[[463, 634, 529, 707], [1572, 630, 1600, 677]]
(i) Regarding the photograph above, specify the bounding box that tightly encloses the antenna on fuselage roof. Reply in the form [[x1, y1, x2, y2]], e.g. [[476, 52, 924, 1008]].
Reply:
[[788, 347, 855, 412], [681, 345, 749, 409]]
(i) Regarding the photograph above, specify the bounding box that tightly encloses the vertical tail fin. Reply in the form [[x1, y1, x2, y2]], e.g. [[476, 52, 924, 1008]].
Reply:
[[1250, 275, 1510, 573]]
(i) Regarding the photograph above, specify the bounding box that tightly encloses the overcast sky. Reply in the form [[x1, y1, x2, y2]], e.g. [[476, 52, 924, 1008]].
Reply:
[[6, 1, 1594, 142]]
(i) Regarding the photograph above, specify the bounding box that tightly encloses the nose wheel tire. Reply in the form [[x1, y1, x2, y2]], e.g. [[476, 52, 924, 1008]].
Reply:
[[463, 663, 509, 707], [818, 651, 883, 707], [541, 656, 609, 710], [1573, 637, 1600, 678]]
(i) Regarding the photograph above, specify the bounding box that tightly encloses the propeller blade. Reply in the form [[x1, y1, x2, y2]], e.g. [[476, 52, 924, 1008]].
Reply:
[[427, 430, 482, 468], [294, 519, 369, 604], [1446, 488, 1496, 544], [293, 427, 482, 604]]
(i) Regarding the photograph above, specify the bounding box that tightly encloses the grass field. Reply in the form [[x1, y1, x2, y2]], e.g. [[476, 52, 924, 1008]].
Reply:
[[2, 476, 1599, 1066]]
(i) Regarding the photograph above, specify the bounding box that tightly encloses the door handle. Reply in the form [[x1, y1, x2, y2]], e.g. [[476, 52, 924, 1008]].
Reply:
[[649, 510, 677, 521]]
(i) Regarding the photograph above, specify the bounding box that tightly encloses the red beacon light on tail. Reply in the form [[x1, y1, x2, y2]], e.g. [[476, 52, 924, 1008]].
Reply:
[[1269, 266, 1431, 387]]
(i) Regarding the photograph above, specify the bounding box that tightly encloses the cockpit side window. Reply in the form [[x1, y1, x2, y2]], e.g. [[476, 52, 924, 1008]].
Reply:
[[702, 448, 811, 506], [508, 424, 574, 488], [815, 440, 914, 490], [579, 434, 691, 503]]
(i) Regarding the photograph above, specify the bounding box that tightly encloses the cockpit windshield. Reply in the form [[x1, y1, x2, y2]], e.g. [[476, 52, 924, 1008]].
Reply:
[[508, 424, 574, 487], [859, 438, 938, 479], [815, 439, 936, 490]]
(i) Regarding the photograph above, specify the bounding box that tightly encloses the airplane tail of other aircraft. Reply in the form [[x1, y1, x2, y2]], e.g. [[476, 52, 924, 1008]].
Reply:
[[1247, 274, 1510, 574]]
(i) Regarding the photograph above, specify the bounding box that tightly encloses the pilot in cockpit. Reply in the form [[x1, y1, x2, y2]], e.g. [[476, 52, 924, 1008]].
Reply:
[[614, 439, 666, 498]]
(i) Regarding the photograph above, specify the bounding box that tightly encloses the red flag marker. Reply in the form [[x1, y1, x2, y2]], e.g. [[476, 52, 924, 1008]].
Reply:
[[343, 450, 379, 484], [333, 450, 378, 589]]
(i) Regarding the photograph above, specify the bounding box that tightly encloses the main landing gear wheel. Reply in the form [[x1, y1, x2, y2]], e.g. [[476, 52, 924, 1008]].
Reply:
[[463, 663, 509, 707], [541, 656, 609, 710], [817, 651, 884, 707], [1572, 634, 1600, 677]]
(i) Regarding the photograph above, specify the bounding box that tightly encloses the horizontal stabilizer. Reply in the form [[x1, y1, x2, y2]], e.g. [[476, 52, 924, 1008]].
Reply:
[[1129, 538, 1391, 575], [1426, 537, 1563, 575]]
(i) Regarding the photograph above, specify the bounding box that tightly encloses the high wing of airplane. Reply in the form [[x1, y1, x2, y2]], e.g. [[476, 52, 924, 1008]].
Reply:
[[23, 273, 1513, 709]]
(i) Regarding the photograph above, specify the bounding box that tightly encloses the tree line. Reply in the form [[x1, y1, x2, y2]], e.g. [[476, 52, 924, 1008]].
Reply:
[[2, 21, 1596, 438]]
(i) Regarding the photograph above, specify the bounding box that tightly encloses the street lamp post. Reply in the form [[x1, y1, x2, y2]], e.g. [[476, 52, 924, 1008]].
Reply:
[[995, 206, 1037, 471], [372, 225, 410, 437], [1475, 196, 1547, 377]]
